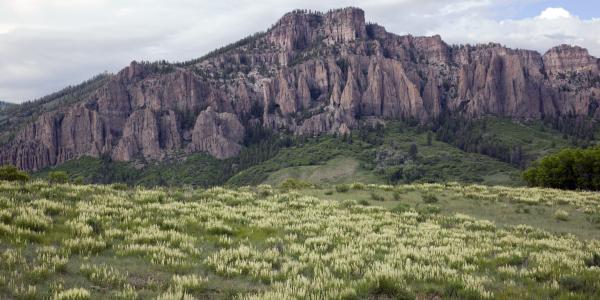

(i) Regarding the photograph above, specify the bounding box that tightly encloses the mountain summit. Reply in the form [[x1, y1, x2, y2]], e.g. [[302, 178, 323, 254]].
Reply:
[[1, 7, 599, 171]]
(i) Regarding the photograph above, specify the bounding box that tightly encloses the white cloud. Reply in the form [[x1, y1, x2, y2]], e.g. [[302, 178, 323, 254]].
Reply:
[[0, 1, 598, 103], [537, 7, 573, 20], [431, 6, 600, 58]]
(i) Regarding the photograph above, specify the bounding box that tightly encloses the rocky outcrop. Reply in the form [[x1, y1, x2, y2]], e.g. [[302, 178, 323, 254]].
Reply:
[[267, 7, 366, 52], [187, 108, 245, 159], [1, 7, 600, 170], [543, 45, 599, 75]]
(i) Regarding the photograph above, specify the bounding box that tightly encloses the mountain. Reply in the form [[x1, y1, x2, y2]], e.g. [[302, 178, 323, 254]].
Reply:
[[1, 7, 599, 172]]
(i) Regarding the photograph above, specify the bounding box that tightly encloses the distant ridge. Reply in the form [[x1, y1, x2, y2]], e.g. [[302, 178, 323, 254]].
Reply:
[[1, 7, 599, 171]]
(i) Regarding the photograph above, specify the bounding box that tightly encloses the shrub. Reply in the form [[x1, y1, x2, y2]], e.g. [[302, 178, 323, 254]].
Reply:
[[587, 213, 600, 227], [111, 183, 129, 191], [80, 264, 127, 287], [112, 285, 137, 300], [422, 193, 439, 204], [0, 165, 29, 182], [559, 275, 586, 292], [362, 276, 414, 299], [418, 204, 441, 215], [171, 274, 207, 292], [280, 178, 311, 190], [350, 182, 365, 190], [324, 190, 334, 195], [335, 184, 350, 193], [73, 176, 85, 185], [155, 289, 194, 300], [256, 185, 273, 197], [586, 253, 600, 268], [391, 203, 411, 214], [554, 209, 569, 221], [370, 192, 384, 201], [392, 191, 401, 201], [523, 147, 600, 190], [53, 288, 90, 300], [48, 171, 68, 184], [358, 199, 370, 206]]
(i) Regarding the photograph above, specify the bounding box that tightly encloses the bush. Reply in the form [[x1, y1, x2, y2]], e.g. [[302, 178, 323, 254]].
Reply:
[[422, 193, 439, 204], [554, 209, 569, 221], [358, 199, 370, 206], [335, 184, 350, 193], [48, 171, 68, 184], [562, 271, 600, 294], [418, 204, 441, 215], [391, 203, 411, 214], [392, 191, 401, 201], [586, 253, 600, 268], [73, 176, 85, 185], [361, 276, 414, 299], [350, 182, 365, 190], [111, 183, 129, 191], [280, 178, 311, 190], [53, 288, 91, 300], [0, 165, 30, 182], [523, 147, 600, 190], [587, 213, 600, 227], [370, 192, 385, 201]]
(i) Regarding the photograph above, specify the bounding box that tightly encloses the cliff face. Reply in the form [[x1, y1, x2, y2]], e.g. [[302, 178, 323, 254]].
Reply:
[[2, 7, 600, 170]]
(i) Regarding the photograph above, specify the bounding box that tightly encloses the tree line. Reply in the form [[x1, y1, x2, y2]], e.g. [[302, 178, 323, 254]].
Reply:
[[523, 147, 600, 191]]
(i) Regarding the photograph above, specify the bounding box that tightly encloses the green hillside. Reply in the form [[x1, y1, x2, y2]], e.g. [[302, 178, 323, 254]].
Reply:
[[34, 118, 574, 187]]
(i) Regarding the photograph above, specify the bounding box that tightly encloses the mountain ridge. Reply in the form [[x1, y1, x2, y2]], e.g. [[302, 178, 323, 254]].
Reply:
[[1, 7, 599, 171]]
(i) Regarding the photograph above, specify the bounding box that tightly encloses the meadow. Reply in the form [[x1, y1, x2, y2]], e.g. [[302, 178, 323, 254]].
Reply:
[[0, 180, 599, 299]]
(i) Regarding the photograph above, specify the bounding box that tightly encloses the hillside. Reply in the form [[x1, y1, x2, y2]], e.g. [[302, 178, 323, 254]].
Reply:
[[0, 74, 110, 144], [1, 7, 599, 172], [0, 180, 599, 299], [34, 117, 576, 187]]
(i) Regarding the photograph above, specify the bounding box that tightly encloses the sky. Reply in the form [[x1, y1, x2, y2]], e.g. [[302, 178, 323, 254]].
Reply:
[[0, 0, 599, 103]]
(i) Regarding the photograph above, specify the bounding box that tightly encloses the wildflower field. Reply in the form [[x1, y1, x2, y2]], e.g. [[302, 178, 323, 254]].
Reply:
[[0, 181, 599, 299]]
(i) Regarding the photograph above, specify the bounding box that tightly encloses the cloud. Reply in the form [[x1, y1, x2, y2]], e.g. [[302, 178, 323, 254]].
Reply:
[[430, 6, 600, 58], [0, 1, 598, 103], [537, 7, 572, 20]]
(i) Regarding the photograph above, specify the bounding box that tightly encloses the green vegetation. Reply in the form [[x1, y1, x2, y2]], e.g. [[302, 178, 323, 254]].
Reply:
[[35, 154, 231, 187], [32, 117, 583, 189], [0, 181, 599, 299], [435, 116, 572, 167], [278, 178, 312, 190], [523, 147, 600, 190], [0, 165, 30, 182], [47, 171, 68, 184], [264, 157, 380, 186], [376, 122, 522, 185]]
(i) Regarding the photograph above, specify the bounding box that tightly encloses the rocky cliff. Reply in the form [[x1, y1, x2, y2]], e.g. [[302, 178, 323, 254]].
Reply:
[[2, 7, 600, 170]]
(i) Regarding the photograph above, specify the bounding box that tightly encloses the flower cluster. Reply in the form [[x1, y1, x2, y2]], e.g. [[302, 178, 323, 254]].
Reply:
[[0, 180, 598, 299]]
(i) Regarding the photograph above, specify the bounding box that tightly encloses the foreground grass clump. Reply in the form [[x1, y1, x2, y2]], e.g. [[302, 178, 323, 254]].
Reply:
[[0, 181, 599, 299]]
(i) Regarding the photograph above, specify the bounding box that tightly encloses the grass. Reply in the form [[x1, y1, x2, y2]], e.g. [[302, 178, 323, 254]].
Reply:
[[306, 184, 600, 240], [264, 156, 381, 186], [0, 180, 599, 299], [227, 135, 373, 185]]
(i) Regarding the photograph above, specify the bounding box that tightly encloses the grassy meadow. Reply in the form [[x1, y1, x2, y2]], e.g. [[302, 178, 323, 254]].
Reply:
[[0, 180, 599, 299]]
